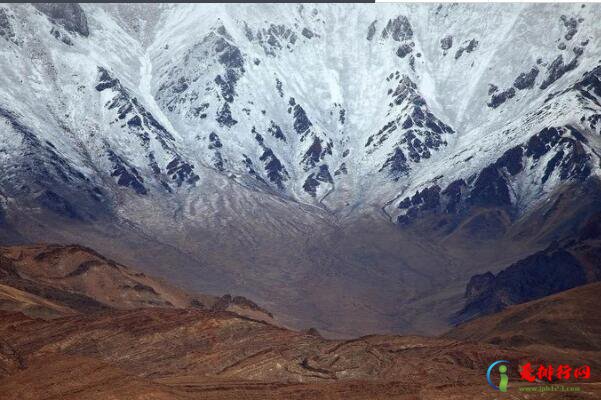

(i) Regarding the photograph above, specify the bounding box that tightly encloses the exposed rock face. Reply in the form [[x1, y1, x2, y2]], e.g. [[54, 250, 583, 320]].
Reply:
[[292, 102, 312, 134], [459, 248, 587, 320], [96, 67, 200, 193], [540, 54, 580, 90], [513, 67, 540, 89], [560, 14, 579, 41], [454, 38, 478, 59], [32, 3, 89, 36], [447, 281, 601, 360], [487, 87, 515, 108], [0, 244, 273, 323], [212, 293, 273, 318], [369, 75, 454, 179], [454, 212, 601, 324], [440, 35, 453, 51], [107, 150, 148, 195], [396, 125, 594, 227], [487, 65, 540, 108], [0, 8, 16, 44], [395, 43, 413, 58], [381, 15, 413, 41], [366, 20, 377, 41]]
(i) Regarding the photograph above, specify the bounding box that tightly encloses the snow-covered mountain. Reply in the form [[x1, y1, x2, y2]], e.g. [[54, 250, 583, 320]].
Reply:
[[1, 3, 601, 336]]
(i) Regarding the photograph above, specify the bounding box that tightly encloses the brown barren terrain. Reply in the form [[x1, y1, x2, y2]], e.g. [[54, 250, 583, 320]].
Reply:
[[0, 244, 599, 399]]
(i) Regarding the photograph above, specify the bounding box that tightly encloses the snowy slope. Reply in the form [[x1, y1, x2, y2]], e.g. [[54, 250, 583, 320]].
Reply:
[[1, 3, 600, 219], [140, 3, 601, 218]]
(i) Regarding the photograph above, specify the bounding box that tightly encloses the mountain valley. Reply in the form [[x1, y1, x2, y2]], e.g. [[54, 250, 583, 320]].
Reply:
[[1, 2, 601, 338]]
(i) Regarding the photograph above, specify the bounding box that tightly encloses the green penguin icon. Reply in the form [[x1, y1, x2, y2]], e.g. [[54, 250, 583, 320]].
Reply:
[[499, 364, 508, 392]]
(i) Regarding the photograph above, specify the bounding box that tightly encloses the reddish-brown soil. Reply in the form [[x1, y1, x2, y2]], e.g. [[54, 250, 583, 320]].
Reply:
[[0, 244, 599, 399]]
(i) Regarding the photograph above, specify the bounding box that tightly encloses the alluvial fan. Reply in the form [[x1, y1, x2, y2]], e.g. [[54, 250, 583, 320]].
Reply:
[[1, 3, 601, 336]]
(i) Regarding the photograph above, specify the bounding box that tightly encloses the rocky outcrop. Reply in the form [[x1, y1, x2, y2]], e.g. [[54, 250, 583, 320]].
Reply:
[[454, 38, 478, 59], [540, 54, 580, 90], [457, 247, 587, 322], [381, 15, 413, 42], [369, 76, 454, 178], [447, 281, 601, 356], [396, 125, 593, 227], [33, 3, 89, 37], [0, 8, 16, 44], [454, 213, 601, 324], [211, 294, 273, 318]]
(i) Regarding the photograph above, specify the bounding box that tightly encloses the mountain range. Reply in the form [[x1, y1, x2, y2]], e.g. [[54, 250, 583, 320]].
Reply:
[[1, 3, 601, 337]]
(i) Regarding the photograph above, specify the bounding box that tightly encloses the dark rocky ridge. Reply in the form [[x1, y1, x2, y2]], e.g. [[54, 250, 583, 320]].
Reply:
[[369, 76, 454, 179], [396, 125, 593, 228], [487, 87, 515, 108], [252, 23, 298, 56], [33, 3, 89, 37], [292, 102, 313, 135], [560, 14, 579, 41], [366, 20, 377, 41], [454, 39, 478, 59], [513, 67, 539, 90], [440, 35, 453, 51], [252, 127, 289, 189], [96, 68, 200, 193], [381, 15, 413, 41], [107, 150, 147, 195], [0, 8, 16, 44], [455, 247, 588, 323], [487, 67, 539, 108], [454, 211, 601, 324], [303, 165, 333, 197], [540, 54, 580, 90], [0, 107, 109, 220]]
